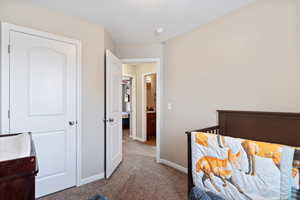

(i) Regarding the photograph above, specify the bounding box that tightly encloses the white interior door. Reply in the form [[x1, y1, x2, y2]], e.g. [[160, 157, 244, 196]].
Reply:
[[105, 50, 122, 178], [9, 30, 77, 197]]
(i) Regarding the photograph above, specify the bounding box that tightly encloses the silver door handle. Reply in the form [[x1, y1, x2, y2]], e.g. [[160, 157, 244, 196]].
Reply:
[[102, 118, 114, 123], [69, 121, 75, 126]]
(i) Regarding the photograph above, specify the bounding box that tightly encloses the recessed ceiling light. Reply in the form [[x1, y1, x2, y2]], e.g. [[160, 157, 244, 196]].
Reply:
[[155, 27, 164, 35]]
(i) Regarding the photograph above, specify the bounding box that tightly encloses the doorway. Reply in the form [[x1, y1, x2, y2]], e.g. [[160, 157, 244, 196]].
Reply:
[[122, 74, 136, 141], [105, 56, 161, 179], [122, 77, 132, 138], [121, 59, 161, 162], [143, 73, 157, 146]]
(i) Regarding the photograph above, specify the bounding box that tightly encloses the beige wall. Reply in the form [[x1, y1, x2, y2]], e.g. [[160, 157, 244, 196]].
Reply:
[[116, 44, 163, 59], [123, 64, 136, 76], [162, 0, 300, 167], [104, 30, 115, 54], [123, 63, 156, 139], [0, 0, 112, 179]]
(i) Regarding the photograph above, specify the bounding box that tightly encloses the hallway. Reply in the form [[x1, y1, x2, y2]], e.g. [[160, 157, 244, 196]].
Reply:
[[41, 132, 187, 200]]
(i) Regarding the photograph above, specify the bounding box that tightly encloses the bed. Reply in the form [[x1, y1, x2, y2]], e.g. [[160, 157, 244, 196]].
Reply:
[[186, 110, 300, 200]]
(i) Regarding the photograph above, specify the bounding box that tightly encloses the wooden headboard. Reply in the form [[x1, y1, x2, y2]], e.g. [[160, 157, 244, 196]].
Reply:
[[218, 110, 300, 147], [186, 110, 300, 196]]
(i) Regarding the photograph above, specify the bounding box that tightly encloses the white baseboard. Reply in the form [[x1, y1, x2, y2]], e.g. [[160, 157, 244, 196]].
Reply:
[[79, 173, 104, 186], [134, 136, 146, 142], [159, 159, 188, 174]]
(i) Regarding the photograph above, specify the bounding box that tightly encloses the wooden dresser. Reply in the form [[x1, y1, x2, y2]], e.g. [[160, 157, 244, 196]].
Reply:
[[0, 133, 38, 200]]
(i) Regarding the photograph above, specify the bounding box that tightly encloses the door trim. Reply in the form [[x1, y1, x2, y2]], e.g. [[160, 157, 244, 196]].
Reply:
[[142, 72, 156, 142], [122, 74, 137, 140], [121, 58, 161, 163], [0, 22, 83, 186]]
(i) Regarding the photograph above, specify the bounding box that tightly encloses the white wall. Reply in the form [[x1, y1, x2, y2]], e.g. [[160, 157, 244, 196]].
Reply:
[[162, 0, 300, 167], [0, 0, 114, 181]]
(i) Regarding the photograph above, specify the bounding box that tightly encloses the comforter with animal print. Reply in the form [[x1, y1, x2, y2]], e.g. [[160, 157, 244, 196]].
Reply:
[[191, 132, 299, 200]]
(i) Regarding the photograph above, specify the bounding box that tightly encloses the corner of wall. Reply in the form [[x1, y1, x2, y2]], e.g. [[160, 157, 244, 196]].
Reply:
[[104, 30, 116, 54]]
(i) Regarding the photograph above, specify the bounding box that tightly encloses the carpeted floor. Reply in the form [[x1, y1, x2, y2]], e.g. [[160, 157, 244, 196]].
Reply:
[[40, 131, 188, 200]]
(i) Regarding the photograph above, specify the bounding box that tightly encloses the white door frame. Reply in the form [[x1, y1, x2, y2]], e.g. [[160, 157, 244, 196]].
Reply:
[[122, 74, 137, 140], [121, 58, 161, 162], [0, 22, 83, 186], [142, 72, 157, 142]]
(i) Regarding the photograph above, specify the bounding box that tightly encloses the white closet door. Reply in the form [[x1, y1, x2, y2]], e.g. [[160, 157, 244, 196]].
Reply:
[[9, 30, 77, 197]]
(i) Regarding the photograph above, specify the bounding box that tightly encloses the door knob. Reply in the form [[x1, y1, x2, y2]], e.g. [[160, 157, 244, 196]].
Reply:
[[109, 118, 114, 122], [69, 121, 75, 126]]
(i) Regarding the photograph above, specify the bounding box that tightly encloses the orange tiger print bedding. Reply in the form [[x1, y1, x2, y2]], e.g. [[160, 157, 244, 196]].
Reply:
[[192, 132, 299, 200]]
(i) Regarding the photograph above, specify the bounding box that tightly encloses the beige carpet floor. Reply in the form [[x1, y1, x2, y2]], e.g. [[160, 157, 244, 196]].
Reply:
[[40, 131, 187, 200]]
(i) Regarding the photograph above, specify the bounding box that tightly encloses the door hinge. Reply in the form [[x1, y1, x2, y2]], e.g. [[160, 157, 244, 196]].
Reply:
[[8, 45, 11, 54], [8, 110, 10, 119]]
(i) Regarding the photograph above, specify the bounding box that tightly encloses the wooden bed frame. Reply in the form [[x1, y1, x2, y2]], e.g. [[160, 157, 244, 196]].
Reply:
[[186, 110, 300, 195]]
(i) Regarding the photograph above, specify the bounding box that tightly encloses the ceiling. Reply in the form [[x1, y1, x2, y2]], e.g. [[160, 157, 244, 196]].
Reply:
[[31, 0, 255, 45]]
